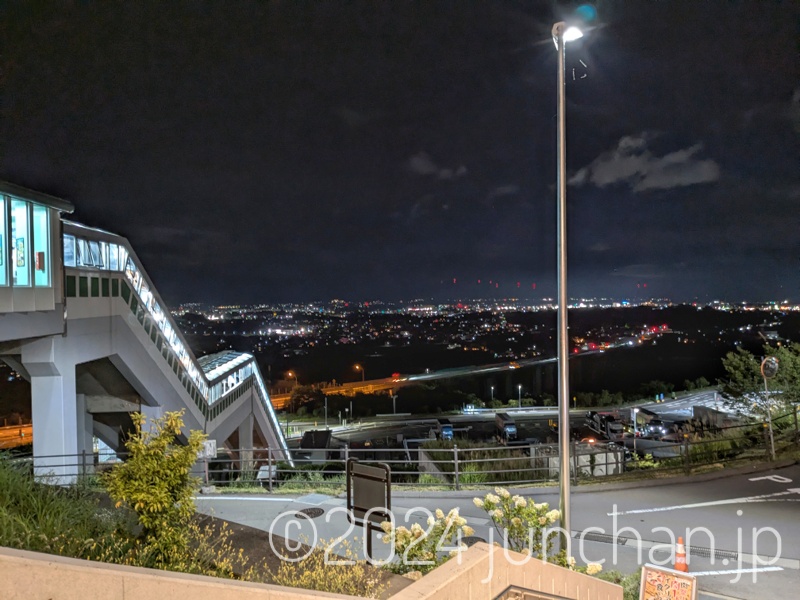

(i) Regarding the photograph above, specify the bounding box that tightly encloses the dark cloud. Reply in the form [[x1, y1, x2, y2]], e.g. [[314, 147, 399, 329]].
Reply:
[[570, 134, 720, 192], [0, 1, 797, 303]]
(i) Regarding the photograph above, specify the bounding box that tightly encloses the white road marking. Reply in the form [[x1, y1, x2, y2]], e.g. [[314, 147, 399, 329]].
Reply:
[[193, 496, 293, 502], [749, 475, 792, 483], [608, 489, 800, 515], [690, 566, 783, 576]]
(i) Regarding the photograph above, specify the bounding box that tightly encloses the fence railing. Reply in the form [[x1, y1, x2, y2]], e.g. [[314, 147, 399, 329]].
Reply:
[[12, 410, 798, 492]]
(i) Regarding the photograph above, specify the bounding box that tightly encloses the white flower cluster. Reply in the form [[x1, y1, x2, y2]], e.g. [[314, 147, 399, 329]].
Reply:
[[586, 562, 603, 575]]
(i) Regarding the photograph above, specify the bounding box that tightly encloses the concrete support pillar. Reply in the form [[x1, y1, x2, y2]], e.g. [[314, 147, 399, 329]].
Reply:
[[238, 412, 254, 477], [139, 404, 164, 429], [76, 393, 95, 477], [25, 338, 81, 484]]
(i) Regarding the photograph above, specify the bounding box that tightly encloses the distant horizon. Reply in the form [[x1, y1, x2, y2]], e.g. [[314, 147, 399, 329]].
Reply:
[[175, 295, 798, 310]]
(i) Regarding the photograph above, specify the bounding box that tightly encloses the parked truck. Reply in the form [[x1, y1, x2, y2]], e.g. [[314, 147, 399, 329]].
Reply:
[[436, 418, 454, 440], [495, 413, 518, 444], [585, 411, 624, 440]]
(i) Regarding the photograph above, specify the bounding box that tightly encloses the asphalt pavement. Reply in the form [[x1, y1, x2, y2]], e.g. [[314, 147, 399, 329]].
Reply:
[[195, 460, 799, 600]]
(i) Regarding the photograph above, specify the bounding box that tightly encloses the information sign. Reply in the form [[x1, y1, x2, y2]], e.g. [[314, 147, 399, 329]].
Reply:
[[640, 564, 697, 600]]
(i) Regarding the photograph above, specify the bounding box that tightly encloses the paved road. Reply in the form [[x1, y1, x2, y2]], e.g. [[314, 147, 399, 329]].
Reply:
[[195, 462, 799, 599], [0, 423, 32, 449]]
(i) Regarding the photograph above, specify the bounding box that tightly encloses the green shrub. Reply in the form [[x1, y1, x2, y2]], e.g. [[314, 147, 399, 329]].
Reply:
[[597, 568, 642, 600], [102, 410, 205, 569], [268, 538, 384, 597]]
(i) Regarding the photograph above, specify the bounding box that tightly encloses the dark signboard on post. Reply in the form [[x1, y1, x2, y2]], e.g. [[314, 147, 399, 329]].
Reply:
[[346, 459, 391, 557]]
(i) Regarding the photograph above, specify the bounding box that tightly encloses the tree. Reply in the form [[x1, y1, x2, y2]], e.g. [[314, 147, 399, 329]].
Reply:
[[721, 344, 800, 412], [289, 385, 323, 413], [102, 410, 205, 566]]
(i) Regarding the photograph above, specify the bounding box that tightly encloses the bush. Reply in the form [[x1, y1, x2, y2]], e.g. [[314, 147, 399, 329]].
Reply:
[[268, 538, 384, 598], [102, 410, 205, 568], [474, 487, 602, 576], [597, 568, 642, 600], [379, 508, 473, 575]]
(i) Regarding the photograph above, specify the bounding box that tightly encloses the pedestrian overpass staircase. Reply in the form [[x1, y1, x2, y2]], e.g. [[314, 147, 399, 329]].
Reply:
[[2, 217, 291, 481]]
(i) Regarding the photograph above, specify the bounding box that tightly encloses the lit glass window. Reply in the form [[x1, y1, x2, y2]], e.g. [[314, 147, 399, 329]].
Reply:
[[108, 244, 119, 270], [77, 239, 92, 267], [118, 247, 129, 271], [10, 199, 30, 286], [0, 196, 7, 286], [63, 234, 76, 267], [89, 241, 102, 268], [32, 205, 50, 286], [98, 241, 108, 270]]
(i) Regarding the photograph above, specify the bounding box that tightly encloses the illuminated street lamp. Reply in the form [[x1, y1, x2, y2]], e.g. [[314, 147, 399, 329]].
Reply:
[[552, 19, 583, 545], [632, 408, 640, 456], [518, 384, 522, 403], [354, 363, 365, 382], [761, 357, 778, 461], [490, 385, 495, 402], [287, 371, 298, 388]]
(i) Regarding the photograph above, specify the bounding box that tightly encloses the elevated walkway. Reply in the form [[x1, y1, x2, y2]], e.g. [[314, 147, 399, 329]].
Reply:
[[1, 214, 291, 481]]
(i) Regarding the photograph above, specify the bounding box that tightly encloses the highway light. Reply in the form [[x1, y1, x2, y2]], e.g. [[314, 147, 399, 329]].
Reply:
[[354, 363, 365, 382]]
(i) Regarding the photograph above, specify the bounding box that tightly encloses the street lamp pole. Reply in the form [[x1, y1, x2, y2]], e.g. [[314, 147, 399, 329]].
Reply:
[[552, 20, 582, 547], [518, 384, 522, 403], [324, 396, 328, 429], [761, 357, 778, 461], [491, 385, 494, 402], [354, 364, 365, 382]]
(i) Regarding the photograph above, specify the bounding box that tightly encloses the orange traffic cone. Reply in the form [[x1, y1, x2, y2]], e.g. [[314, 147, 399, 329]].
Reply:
[[674, 536, 689, 572]]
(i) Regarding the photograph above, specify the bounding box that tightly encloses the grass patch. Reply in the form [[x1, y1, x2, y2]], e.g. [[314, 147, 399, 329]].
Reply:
[[0, 455, 127, 557]]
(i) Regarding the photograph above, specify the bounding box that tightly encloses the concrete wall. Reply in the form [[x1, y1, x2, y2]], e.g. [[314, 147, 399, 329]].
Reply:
[[393, 542, 622, 600], [0, 547, 353, 600], [0, 542, 622, 600]]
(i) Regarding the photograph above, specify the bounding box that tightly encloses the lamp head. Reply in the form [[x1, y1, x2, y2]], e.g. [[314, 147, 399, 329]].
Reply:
[[552, 22, 584, 49], [564, 26, 584, 42]]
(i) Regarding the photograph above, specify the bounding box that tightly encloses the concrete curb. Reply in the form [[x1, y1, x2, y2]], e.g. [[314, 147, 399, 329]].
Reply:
[[387, 459, 799, 499]]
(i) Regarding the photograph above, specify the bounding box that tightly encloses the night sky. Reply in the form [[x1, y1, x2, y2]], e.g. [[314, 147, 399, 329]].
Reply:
[[1, 1, 798, 304]]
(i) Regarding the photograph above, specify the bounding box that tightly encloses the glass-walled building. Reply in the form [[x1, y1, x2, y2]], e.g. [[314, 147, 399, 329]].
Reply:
[[0, 181, 73, 324]]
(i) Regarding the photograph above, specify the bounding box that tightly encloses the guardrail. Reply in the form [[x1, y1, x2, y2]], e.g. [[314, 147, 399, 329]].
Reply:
[[13, 409, 797, 492]]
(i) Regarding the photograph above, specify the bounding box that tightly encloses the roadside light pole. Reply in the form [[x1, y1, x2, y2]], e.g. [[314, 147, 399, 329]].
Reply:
[[552, 20, 583, 546], [518, 384, 522, 403], [761, 357, 778, 461], [633, 408, 640, 456], [354, 364, 365, 382], [324, 396, 328, 429], [491, 385, 495, 402]]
